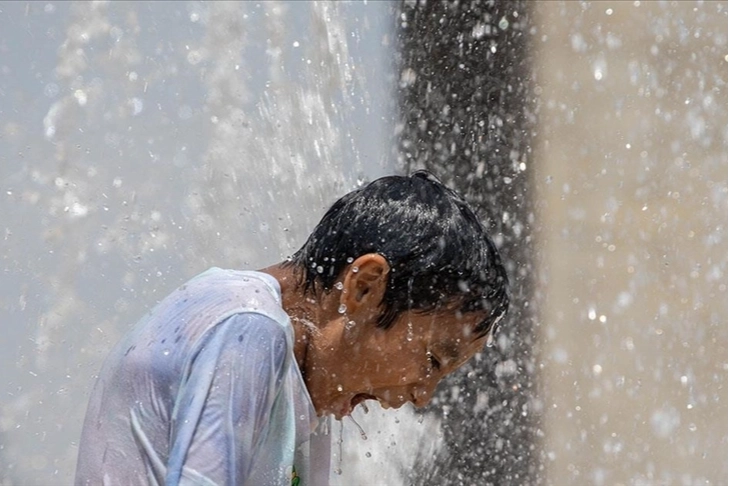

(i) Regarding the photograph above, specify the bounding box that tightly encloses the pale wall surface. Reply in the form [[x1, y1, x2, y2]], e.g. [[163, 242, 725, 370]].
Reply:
[[533, 2, 727, 485]]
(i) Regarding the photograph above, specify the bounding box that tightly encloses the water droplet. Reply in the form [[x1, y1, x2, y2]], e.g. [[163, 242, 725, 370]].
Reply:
[[129, 97, 144, 116], [334, 282, 344, 290], [74, 89, 87, 106], [162, 349, 170, 356], [351, 266, 359, 273], [43, 83, 59, 98], [337, 385, 343, 392], [338, 303, 347, 314], [365, 451, 372, 458], [348, 415, 368, 440]]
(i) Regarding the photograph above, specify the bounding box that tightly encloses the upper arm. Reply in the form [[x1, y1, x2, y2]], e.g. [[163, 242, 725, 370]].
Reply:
[[166, 312, 290, 485]]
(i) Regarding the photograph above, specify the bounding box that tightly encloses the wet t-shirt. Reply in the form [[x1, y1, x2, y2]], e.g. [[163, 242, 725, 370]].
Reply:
[[75, 268, 330, 486]]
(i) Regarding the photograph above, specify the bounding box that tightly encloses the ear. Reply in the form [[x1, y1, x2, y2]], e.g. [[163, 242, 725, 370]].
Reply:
[[340, 253, 390, 320]]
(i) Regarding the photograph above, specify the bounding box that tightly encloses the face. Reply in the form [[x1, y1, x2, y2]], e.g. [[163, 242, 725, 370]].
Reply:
[[305, 309, 488, 419]]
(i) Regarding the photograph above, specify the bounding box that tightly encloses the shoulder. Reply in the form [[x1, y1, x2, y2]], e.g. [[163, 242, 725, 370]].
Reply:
[[221, 312, 289, 342], [194, 312, 294, 387], [211, 312, 292, 362], [187, 268, 288, 323]]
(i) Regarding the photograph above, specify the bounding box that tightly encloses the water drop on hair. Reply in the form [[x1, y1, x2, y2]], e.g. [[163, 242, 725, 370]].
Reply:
[[337, 385, 343, 392], [316, 265, 324, 274], [338, 303, 347, 314], [346, 257, 354, 263], [486, 332, 495, 348], [352, 266, 359, 273], [334, 281, 344, 290]]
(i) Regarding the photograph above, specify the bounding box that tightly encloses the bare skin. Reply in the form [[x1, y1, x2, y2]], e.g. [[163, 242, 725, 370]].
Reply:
[[262, 253, 488, 419]]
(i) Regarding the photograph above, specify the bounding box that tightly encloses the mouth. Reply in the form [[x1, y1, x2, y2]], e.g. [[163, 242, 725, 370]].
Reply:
[[351, 393, 377, 410], [334, 393, 380, 419]]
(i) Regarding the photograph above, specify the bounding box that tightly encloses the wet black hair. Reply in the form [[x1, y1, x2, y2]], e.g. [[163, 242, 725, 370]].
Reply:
[[287, 170, 509, 338]]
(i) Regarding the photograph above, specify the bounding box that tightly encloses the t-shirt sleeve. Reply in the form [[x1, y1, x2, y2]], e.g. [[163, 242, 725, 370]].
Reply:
[[165, 312, 290, 486]]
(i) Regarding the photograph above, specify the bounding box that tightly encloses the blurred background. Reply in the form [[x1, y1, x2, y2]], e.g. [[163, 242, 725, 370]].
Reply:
[[0, 1, 726, 485]]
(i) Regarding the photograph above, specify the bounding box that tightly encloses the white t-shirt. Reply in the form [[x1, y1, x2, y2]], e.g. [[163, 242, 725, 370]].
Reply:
[[75, 268, 330, 486]]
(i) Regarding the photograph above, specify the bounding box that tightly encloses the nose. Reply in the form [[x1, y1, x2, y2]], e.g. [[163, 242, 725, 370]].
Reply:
[[411, 383, 437, 408]]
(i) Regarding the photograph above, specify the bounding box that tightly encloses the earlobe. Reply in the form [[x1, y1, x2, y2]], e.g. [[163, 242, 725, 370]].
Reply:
[[341, 253, 390, 317]]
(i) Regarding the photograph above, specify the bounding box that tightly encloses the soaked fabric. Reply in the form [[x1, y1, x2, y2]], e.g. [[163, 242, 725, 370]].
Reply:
[[75, 268, 330, 486]]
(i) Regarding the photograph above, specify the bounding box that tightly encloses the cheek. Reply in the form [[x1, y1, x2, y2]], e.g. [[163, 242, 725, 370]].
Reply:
[[371, 359, 423, 387]]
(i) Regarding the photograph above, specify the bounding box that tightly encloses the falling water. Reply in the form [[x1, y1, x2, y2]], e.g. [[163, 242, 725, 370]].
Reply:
[[1, 2, 726, 485], [0, 2, 400, 483]]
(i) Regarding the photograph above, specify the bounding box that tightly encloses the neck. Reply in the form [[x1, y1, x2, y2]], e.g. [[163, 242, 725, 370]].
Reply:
[[259, 262, 320, 373]]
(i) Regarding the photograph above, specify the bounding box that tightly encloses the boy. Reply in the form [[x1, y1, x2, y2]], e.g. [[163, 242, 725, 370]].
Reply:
[[75, 171, 509, 485]]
